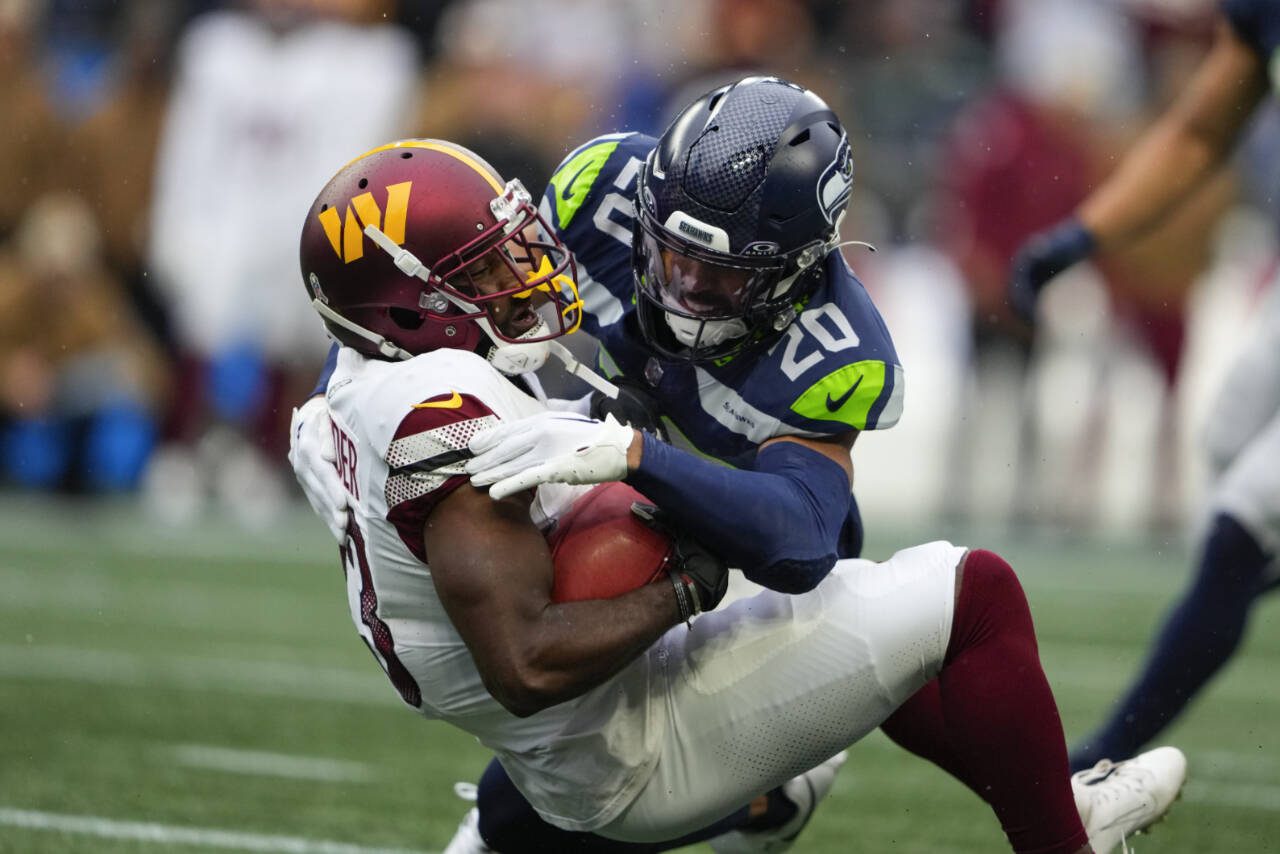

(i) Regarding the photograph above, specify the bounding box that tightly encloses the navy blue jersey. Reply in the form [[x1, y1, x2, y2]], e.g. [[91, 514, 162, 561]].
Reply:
[[540, 133, 904, 469], [1223, 0, 1280, 67]]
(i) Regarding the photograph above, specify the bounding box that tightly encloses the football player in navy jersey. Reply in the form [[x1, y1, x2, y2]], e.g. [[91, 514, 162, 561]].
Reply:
[[292, 78, 1187, 854], [467, 78, 902, 596], [1010, 0, 1280, 772]]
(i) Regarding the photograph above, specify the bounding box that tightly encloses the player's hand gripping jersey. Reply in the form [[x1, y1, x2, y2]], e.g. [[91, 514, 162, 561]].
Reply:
[[324, 346, 664, 829], [541, 133, 905, 469]]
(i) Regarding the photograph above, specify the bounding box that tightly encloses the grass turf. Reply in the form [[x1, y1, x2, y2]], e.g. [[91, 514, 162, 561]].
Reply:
[[0, 496, 1276, 852]]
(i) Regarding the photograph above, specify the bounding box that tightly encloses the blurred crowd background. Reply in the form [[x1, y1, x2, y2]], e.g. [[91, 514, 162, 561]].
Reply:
[[1, 0, 1276, 537]]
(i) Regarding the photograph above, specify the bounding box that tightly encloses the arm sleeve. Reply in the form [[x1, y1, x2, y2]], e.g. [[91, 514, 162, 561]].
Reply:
[[626, 433, 852, 593]]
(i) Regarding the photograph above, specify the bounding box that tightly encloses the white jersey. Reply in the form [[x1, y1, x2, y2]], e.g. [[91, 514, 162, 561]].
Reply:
[[324, 347, 664, 829]]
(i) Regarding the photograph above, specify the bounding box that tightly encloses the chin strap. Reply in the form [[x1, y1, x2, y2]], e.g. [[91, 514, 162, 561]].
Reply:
[[820, 208, 876, 256], [359, 224, 618, 400], [546, 340, 619, 399], [830, 239, 877, 254], [311, 297, 414, 361], [475, 315, 618, 399]]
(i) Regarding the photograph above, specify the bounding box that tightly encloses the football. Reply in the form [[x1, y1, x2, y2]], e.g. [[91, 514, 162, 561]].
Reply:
[[547, 482, 674, 603]]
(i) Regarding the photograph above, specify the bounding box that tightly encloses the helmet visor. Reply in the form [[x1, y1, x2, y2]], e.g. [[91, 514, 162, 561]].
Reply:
[[635, 221, 783, 324]]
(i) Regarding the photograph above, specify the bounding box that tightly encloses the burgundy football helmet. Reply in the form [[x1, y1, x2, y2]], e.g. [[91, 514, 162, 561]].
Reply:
[[300, 139, 581, 362]]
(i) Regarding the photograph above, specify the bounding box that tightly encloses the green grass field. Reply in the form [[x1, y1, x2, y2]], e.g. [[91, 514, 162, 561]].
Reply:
[[1, 495, 1277, 853]]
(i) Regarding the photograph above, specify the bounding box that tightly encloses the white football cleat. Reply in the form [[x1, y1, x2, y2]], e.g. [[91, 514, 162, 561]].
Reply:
[[1072, 746, 1187, 854], [709, 751, 848, 853], [441, 807, 492, 854]]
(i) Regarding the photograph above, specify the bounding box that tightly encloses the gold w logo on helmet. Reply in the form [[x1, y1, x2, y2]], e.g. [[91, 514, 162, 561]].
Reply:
[[318, 182, 412, 263]]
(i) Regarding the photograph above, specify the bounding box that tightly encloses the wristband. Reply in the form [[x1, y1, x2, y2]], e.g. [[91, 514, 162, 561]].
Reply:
[[668, 571, 695, 624]]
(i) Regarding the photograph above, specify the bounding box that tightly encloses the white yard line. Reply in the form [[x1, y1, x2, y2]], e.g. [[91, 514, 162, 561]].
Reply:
[[0, 808, 433, 854], [1192, 749, 1280, 780], [170, 744, 376, 783], [16, 637, 1279, 709], [0, 643, 394, 707], [1185, 781, 1280, 812], [854, 735, 1280, 812], [1036, 650, 1280, 700], [0, 498, 330, 565], [0, 529, 329, 566]]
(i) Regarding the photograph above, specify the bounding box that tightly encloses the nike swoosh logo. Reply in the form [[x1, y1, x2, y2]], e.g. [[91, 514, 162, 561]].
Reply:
[[825, 376, 862, 412], [412, 391, 463, 410], [561, 161, 592, 202]]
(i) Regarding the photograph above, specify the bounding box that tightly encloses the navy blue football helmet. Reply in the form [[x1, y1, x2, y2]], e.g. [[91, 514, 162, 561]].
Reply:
[[634, 76, 854, 362]]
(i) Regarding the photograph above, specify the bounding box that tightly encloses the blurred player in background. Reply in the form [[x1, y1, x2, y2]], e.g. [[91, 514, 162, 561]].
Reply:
[[293, 79, 1186, 853], [938, 0, 1234, 530], [145, 0, 418, 525], [1009, 0, 1280, 772]]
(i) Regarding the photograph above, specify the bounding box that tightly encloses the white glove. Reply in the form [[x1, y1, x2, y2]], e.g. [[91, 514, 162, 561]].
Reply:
[[466, 412, 635, 500], [288, 396, 348, 541]]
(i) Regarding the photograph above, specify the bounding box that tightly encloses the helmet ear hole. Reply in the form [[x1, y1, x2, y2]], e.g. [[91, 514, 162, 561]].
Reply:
[[388, 307, 425, 330]]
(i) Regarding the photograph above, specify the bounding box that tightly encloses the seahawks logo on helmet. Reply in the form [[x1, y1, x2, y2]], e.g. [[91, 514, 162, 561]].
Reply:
[[816, 136, 854, 226]]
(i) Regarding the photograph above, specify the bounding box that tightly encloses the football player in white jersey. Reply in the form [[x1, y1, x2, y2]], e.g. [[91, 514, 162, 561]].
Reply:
[[291, 137, 1185, 853]]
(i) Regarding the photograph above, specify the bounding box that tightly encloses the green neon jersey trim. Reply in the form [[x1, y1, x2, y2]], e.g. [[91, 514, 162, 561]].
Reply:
[[549, 141, 621, 228], [596, 343, 621, 379], [790, 360, 886, 429]]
